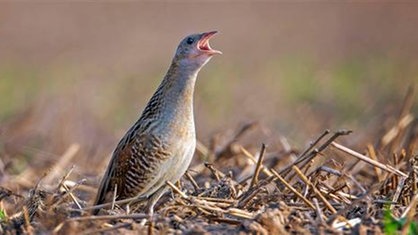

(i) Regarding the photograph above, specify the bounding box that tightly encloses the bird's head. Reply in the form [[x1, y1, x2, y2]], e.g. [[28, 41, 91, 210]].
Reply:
[[174, 31, 222, 70]]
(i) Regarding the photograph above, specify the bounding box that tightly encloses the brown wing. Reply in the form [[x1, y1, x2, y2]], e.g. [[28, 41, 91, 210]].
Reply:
[[93, 139, 133, 209], [93, 130, 171, 214]]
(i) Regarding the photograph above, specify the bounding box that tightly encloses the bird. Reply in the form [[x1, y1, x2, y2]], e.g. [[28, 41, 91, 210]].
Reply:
[[93, 31, 221, 215]]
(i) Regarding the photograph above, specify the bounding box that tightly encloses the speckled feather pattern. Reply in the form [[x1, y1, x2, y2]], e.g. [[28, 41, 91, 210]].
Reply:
[[93, 32, 217, 213]]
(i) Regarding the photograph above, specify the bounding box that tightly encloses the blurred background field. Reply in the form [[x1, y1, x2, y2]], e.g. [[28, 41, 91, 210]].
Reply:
[[1, 2, 418, 234], [0, 3, 417, 184]]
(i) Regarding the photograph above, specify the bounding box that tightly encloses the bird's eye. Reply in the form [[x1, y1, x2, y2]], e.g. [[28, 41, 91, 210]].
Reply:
[[186, 37, 194, 45]]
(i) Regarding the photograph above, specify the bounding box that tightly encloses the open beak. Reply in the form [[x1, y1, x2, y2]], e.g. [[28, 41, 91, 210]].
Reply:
[[198, 31, 222, 55]]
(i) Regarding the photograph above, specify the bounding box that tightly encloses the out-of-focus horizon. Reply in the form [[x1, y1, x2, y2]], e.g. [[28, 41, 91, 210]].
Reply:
[[0, 3, 417, 171]]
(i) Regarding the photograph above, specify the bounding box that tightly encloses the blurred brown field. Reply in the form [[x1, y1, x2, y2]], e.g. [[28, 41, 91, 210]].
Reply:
[[0, 2, 417, 189], [0, 3, 418, 234]]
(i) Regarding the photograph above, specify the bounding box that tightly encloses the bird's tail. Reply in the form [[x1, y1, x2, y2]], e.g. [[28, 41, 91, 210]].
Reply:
[[91, 157, 116, 215]]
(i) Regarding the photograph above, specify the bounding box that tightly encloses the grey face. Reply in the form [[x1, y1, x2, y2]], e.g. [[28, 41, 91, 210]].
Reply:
[[174, 33, 203, 60]]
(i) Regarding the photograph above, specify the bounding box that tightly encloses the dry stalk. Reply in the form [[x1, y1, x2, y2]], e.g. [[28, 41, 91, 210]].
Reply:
[[196, 196, 235, 204], [381, 114, 414, 148], [194, 206, 213, 216], [112, 184, 118, 210], [148, 218, 154, 235], [381, 86, 415, 151], [281, 130, 352, 181], [279, 129, 330, 177], [185, 171, 200, 192], [390, 176, 406, 210], [56, 165, 75, 191], [43, 144, 80, 185], [52, 222, 65, 233], [227, 207, 254, 219], [22, 206, 33, 235], [51, 179, 85, 210], [271, 169, 315, 210], [250, 143, 267, 188], [331, 142, 408, 177], [67, 213, 148, 222], [193, 198, 232, 208], [400, 192, 418, 218], [367, 144, 383, 181], [313, 198, 325, 223], [238, 145, 273, 185], [190, 198, 226, 215], [204, 163, 225, 181], [166, 181, 188, 199], [292, 166, 337, 214]]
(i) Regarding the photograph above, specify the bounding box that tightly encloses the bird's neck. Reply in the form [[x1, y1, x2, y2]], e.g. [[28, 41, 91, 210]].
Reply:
[[144, 60, 201, 129], [160, 61, 199, 107]]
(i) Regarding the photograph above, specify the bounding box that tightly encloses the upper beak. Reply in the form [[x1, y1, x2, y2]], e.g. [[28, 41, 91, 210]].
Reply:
[[198, 31, 222, 55]]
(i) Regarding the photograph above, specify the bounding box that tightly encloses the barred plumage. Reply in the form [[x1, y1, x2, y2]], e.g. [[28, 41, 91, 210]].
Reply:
[[93, 31, 221, 215]]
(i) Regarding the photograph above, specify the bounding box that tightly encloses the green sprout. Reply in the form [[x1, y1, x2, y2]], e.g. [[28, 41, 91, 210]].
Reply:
[[383, 209, 417, 235]]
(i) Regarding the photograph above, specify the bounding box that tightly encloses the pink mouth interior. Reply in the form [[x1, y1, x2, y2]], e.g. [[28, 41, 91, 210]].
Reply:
[[197, 32, 221, 54], [198, 37, 212, 51]]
